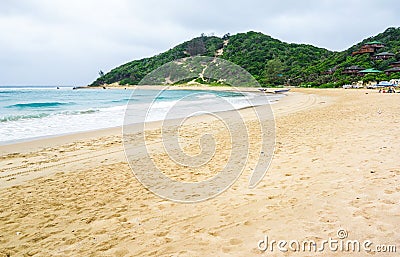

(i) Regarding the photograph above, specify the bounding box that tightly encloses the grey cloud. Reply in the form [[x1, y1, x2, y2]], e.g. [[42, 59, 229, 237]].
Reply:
[[0, 0, 399, 85]]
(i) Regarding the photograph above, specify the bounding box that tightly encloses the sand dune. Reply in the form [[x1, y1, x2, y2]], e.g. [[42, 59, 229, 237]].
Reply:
[[0, 89, 399, 256]]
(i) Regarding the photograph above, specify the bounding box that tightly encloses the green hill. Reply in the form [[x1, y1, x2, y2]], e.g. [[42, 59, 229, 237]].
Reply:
[[91, 27, 400, 87]]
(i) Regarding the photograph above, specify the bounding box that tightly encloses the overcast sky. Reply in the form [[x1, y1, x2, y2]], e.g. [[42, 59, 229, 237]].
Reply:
[[0, 0, 399, 86]]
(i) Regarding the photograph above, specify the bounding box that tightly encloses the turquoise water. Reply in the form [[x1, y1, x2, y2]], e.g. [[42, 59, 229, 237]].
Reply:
[[0, 86, 280, 144]]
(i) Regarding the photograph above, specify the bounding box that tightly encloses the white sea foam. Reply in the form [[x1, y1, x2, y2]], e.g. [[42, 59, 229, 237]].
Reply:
[[0, 88, 282, 144], [0, 105, 127, 144]]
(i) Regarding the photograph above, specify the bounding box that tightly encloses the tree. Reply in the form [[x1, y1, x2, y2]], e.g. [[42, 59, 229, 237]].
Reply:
[[99, 70, 105, 77], [186, 38, 206, 56], [222, 33, 230, 40], [362, 73, 377, 83], [264, 59, 284, 86]]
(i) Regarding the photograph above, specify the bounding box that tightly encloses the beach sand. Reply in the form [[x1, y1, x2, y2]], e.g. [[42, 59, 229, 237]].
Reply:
[[0, 88, 399, 256]]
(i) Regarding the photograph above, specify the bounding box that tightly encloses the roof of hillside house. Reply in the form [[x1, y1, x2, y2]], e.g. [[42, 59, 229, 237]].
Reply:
[[375, 52, 395, 56], [359, 68, 382, 73], [385, 67, 400, 72], [365, 41, 384, 45]]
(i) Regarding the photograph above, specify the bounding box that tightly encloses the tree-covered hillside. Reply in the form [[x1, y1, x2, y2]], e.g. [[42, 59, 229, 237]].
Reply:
[[220, 31, 332, 86], [91, 27, 400, 87], [305, 27, 400, 87]]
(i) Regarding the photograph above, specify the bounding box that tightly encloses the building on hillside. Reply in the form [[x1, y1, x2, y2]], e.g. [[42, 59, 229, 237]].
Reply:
[[358, 68, 382, 76], [352, 45, 375, 55], [342, 65, 365, 75], [389, 61, 400, 68], [364, 41, 385, 48], [352, 41, 385, 56], [385, 67, 400, 75], [371, 52, 395, 60]]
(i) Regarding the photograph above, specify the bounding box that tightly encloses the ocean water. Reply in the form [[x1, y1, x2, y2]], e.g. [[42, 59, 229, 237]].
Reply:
[[0, 86, 281, 145]]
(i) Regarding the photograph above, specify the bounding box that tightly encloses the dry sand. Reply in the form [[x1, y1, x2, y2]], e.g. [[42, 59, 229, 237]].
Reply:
[[0, 89, 399, 256]]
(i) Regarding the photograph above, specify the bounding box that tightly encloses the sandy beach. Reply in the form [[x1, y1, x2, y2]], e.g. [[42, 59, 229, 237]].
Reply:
[[0, 88, 399, 256]]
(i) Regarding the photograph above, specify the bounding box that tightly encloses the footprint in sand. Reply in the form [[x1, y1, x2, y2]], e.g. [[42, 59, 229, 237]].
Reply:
[[382, 199, 396, 205], [229, 238, 243, 245], [384, 189, 394, 194]]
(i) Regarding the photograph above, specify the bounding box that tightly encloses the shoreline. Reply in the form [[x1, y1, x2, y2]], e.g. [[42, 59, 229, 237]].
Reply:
[[78, 84, 288, 94], [0, 86, 285, 149]]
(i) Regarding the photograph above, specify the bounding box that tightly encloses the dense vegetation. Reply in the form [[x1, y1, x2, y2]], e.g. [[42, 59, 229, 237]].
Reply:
[[91, 27, 400, 87], [304, 27, 400, 87]]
